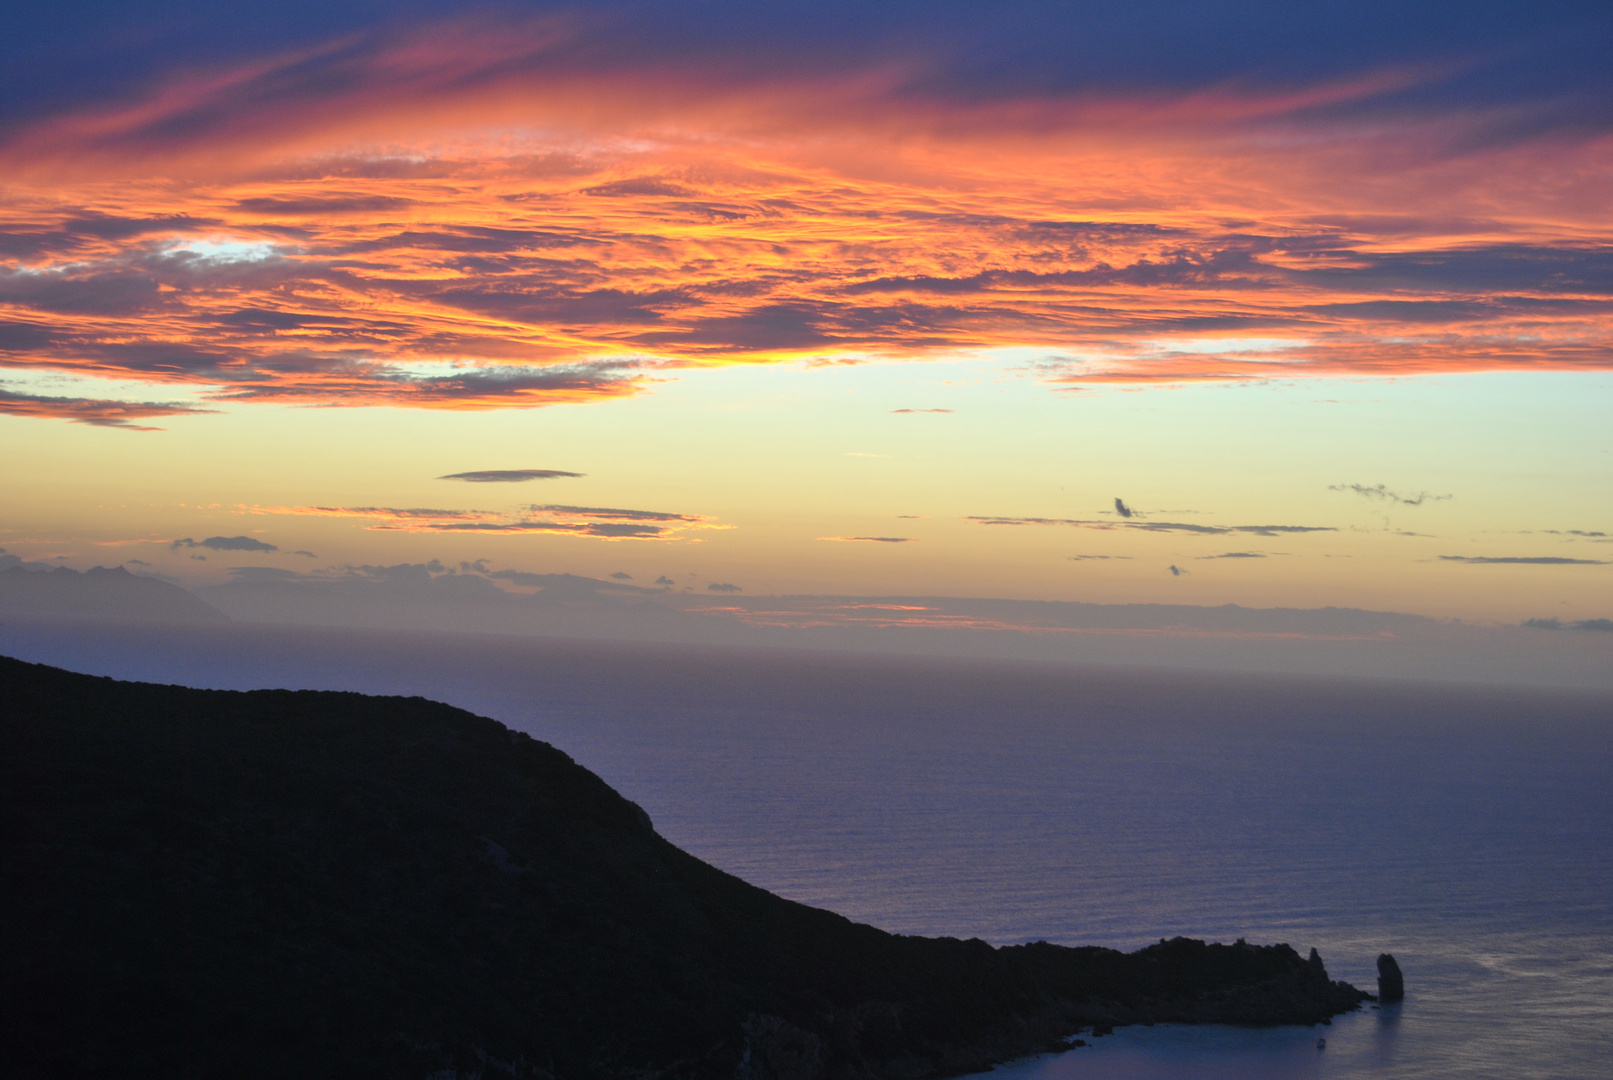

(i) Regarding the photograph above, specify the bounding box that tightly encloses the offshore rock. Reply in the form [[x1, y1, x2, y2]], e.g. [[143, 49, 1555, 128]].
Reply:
[[1377, 954, 1405, 1002], [2, 656, 1371, 1080]]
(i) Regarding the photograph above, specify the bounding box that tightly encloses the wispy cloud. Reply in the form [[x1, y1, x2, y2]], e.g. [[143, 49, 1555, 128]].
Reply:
[[890, 408, 952, 414], [1536, 529, 1611, 542], [970, 516, 1334, 537], [171, 535, 277, 552], [707, 582, 743, 592], [1523, 617, 1613, 632], [1440, 555, 1606, 565], [439, 469, 584, 483], [0, 387, 213, 430], [1329, 483, 1453, 506], [818, 536, 919, 543], [1201, 551, 1267, 559], [248, 505, 502, 522], [529, 504, 710, 524], [245, 502, 726, 541]]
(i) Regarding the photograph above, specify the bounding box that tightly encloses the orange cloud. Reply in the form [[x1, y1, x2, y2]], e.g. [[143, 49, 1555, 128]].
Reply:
[[1, 17, 1610, 418], [244, 502, 727, 541], [0, 388, 213, 430]]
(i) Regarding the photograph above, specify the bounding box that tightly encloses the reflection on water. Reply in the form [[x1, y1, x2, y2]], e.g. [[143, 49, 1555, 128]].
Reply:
[[3, 619, 1610, 1079], [1371, 1001, 1401, 1072]]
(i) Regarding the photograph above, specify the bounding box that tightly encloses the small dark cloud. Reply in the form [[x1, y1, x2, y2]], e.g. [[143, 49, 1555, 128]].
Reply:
[[216, 308, 357, 330], [0, 267, 164, 316], [67, 213, 221, 240], [582, 177, 694, 198], [1305, 299, 1493, 324], [292, 550, 317, 558], [1067, 554, 1130, 561], [1440, 555, 1606, 565], [610, 571, 632, 579], [1168, 564, 1187, 576], [171, 535, 279, 553], [234, 196, 416, 215], [894, 514, 927, 519], [890, 408, 953, 414], [426, 520, 669, 539], [843, 258, 1236, 295], [1329, 483, 1452, 506], [531, 504, 700, 523], [660, 302, 834, 350], [707, 582, 743, 592], [818, 536, 918, 543], [126, 558, 151, 566], [190, 554, 207, 561], [1114, 497, 1134, 519], [435, 285, 686, 328], [440, 469, 584, 482], [1523, 617, 1613, 632], [654, 575, 675, 586], [1201, 551, 1266, 559]]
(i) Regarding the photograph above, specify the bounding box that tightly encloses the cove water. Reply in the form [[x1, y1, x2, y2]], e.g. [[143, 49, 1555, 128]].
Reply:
[[4, 619, 1610, 1079]]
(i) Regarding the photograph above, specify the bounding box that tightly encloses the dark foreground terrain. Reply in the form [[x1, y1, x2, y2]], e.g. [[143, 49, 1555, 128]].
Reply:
[[1, 656, 1368, 1080]]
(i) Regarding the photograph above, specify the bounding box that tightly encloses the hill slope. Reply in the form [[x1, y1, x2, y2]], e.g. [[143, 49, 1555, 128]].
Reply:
[[0, 656, 1367, 1080]]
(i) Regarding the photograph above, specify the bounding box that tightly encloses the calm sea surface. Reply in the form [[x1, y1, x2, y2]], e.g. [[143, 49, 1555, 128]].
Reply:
[[5, 619, 1612, 1079]]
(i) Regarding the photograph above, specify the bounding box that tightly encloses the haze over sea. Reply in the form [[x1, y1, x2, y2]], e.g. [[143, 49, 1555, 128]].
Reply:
[[5, 617, 1610, 1079]]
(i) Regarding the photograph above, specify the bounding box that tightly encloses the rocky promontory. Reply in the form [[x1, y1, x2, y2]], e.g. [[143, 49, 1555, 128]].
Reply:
[[1, 656, 1369, 1080]]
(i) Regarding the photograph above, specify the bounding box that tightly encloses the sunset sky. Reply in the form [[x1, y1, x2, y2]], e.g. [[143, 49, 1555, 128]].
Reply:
[[4, 1, 1611, 630]]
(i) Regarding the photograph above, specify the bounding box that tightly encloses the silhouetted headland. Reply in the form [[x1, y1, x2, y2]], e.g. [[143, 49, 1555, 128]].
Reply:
[[2, 656, 1370, 1079]]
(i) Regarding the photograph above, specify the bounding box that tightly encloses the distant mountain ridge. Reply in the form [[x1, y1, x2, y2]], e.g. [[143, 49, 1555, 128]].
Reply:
[[0, 564, 226, 621], [2, 657, 1369, 1080]]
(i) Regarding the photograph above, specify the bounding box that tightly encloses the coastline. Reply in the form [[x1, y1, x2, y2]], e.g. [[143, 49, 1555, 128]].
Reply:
[[4, 654, 1372, 1079]]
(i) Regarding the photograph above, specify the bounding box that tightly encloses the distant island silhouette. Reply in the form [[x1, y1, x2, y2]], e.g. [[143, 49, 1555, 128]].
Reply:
[[0, 564, 226, 622], [2, 656, 1370, 1079]]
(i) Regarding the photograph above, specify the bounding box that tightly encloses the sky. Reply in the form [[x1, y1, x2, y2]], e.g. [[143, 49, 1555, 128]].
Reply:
[[3, 0, 1611, 655]]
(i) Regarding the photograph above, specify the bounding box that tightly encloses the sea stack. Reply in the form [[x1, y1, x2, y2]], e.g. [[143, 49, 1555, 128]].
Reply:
[[1377, 953, 1405, 1002]]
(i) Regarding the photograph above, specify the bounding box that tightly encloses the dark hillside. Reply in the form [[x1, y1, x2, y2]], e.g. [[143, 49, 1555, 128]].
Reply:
[[1, 656, 1367, 1080]]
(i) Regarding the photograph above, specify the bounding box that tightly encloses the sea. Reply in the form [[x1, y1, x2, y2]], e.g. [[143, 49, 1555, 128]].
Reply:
[[4, 617, 1611, 1079]]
